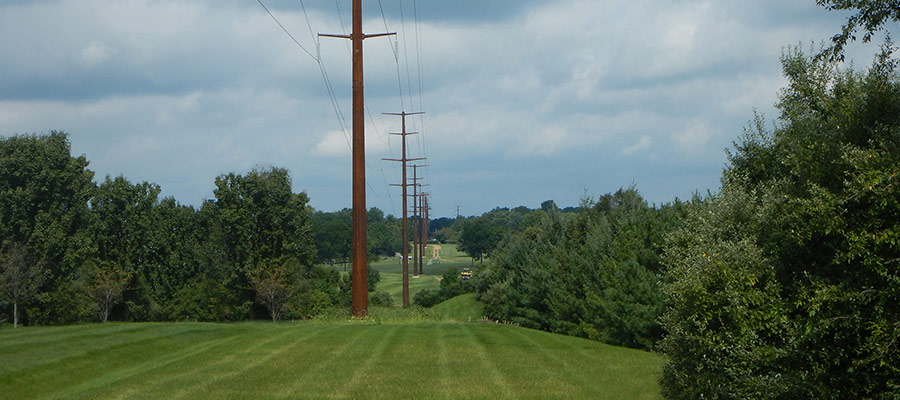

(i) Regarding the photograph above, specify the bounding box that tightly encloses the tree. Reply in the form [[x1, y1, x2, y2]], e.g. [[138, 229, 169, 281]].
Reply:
[[88, 262, 131, 323], [0, 241, 44, 328], [247, 261, 294, 322], [661, 47, 900, 399], [458, 217, 504, 262], [213, 167, 316, 318], [213, 167, 316, 272], [818, 0, 900, 60], [312, 209, 351, 264], [88, 175, 161, 320], [475, 189, 681, 349], [0, 132, 94, 324]]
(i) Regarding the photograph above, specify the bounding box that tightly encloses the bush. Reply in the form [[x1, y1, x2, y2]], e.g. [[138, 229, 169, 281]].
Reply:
[[369, 290, 394, 307], [413, 289, 443, 308]]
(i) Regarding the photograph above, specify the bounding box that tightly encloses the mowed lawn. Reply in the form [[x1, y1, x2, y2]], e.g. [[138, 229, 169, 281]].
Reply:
[[377, 272, 440, 305], [369, 243, 479, 276], [0, 320, 664, 399]]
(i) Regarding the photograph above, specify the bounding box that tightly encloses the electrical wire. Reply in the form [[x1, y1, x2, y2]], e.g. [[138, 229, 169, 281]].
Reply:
[[257, 0, 317, 61]]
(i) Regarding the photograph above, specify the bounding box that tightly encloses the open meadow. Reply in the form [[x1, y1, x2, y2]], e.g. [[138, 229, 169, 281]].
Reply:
[[0, 308, 664, 399], [368, 243, 477, 276]]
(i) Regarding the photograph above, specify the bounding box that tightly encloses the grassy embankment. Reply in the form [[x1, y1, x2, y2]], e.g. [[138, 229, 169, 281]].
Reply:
[[0, 302, 664, 399]]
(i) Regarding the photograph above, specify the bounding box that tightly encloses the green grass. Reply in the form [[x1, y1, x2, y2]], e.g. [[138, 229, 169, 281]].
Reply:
[[0, 321, 665, 399], [377, 272, 440, 305], [431, 293, 485, 322], [369, 243, 479, 276]]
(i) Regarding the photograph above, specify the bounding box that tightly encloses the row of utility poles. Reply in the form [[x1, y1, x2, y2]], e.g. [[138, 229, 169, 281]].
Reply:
[[383, 112, 429, 307], [320, 0, 430, 316]]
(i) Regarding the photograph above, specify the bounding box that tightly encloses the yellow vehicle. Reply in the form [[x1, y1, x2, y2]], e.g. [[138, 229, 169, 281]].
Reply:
[[460, 267, 473, 280]]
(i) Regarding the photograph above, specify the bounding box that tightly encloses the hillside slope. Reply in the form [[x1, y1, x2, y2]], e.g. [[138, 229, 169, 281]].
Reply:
[[0, 321, 664, 399]]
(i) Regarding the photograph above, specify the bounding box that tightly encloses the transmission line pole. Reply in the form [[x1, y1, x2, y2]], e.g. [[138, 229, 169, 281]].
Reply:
[[320, 0, 394, 318], [420, 192, 430, 275], [411, 165, 428, 276], [410, 165, 424, 278], [383, 111, 424, 307]]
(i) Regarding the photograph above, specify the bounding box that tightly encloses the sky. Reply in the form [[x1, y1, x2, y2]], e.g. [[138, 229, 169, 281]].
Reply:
[[0, 0, 895, 218]]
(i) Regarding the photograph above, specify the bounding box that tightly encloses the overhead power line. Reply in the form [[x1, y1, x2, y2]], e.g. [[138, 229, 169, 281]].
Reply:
[[256, 0, 317, 61]]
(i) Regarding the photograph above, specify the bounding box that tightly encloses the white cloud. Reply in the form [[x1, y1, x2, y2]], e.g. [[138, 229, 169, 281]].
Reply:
[[312, 130, 351, 157], [672, 120, 715, 154], [621, 135, 653, 155]]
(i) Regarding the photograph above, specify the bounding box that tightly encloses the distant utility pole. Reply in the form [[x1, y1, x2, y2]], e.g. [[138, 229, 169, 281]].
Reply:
[[421, 192, 431, 275], [410, 165, 424, 278], [383, 111, 424, 307], [456, 206, 461, 219], [412, 166, 429, 276], [319, 0, 394, 318]]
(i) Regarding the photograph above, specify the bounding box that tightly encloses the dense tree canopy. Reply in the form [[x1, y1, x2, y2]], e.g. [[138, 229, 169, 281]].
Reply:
[[0, 133, 354, 324], [475, 188, 686, 350], [661, 47, 900, 399]]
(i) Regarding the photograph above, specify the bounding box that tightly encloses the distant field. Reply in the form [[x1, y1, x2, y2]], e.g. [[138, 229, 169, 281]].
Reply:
[[377, 272, 440, 305], [324, 243, 482, 281], [370, 243, 479, 275], [0, 319, 665, 399]]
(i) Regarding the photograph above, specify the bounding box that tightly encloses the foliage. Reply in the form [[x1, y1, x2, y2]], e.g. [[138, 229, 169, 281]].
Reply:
[[312, 209, 351, 264], [457, 217, 504, 262], [0, 131, 94, 325], [661, 48, 900, 399], [475, 188, 684, 350], [368, 290, 394, 307], [817, 0, 900, 60], [166, 277, 248, 322], [412, 267, 475, 307], [247, 261, 294, 322], [0, 241, 45, 327], [312, 207, 405, 264], [0, 133, 356, 324], [87, 262, 131, 323]]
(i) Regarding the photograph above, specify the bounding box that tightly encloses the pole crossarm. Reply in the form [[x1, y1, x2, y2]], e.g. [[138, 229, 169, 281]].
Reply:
[[383, 157, 425, 162], [318, 32, 396, 40]]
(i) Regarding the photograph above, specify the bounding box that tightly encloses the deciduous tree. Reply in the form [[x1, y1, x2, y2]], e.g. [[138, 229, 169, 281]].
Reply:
[[0, 241, 44, 328], [88, 262, 131, 323], [247, 261, 294, 322]]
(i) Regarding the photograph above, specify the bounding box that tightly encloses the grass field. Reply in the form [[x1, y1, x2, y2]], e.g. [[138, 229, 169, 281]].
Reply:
[[431, 293, 484, 322], [0, 318, 665, 399], [377, 272, 440, 305], [368, 243, 479, 276]]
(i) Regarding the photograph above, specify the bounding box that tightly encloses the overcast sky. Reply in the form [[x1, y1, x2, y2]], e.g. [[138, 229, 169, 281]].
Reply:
[[0, 0, 894, 217]]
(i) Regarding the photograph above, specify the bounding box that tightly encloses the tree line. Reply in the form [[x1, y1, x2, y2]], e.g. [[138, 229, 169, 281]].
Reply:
[[440, 47, 897, 399], [0, 132, 400, 325]]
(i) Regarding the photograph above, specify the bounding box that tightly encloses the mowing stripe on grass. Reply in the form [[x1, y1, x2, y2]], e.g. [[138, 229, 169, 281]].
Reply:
[[0, 323, 164, 373], [44, 325, 246, 400], [344, 324, 401, 398], [2, 321, 665, 399], [135, 324, 333, 400], [1, 323, 233, 398], [460, 323, 515, 398], [273, 323, 372, 398], [504, 326, 597, 396]]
